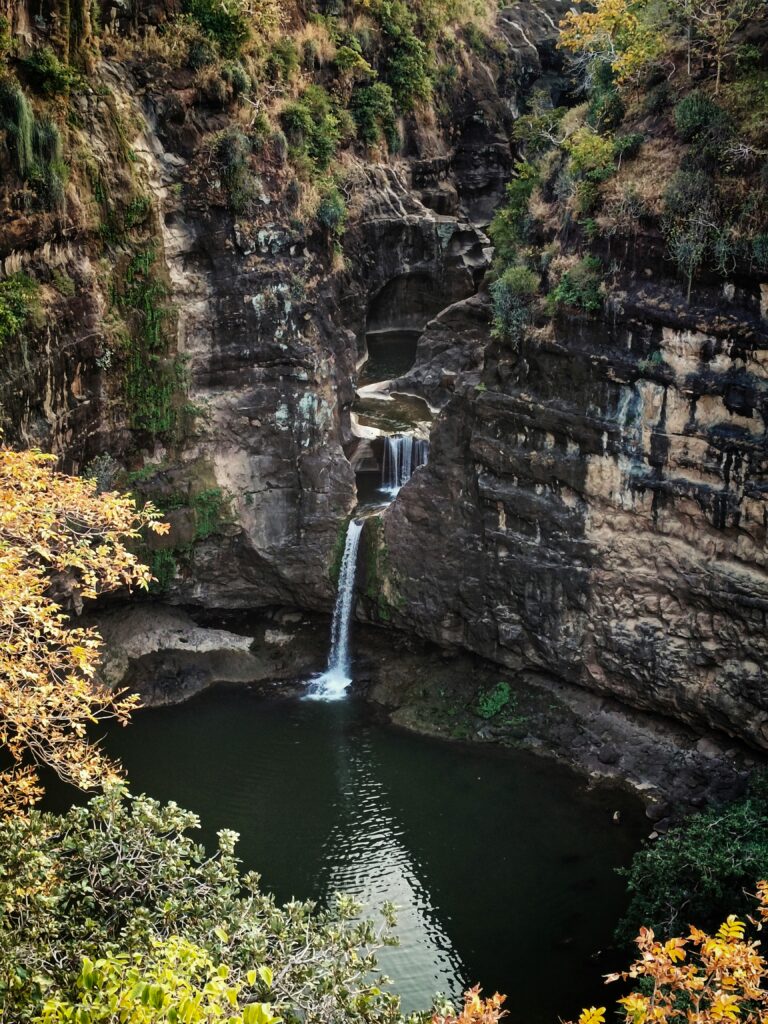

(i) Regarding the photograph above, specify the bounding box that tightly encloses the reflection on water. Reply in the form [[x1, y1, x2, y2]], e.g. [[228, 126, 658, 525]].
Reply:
[[321, 721, 465, 1000], [55, 691, 644, 1021]]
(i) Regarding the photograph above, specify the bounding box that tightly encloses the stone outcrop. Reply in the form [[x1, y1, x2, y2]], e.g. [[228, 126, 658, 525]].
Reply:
[[94, 605, 326, 705]]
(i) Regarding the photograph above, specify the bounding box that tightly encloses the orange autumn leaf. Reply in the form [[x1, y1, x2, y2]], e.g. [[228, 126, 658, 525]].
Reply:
[[569, 884, 768, 1024]]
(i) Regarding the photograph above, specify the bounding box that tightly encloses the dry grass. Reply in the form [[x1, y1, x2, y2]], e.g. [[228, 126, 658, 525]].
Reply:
[[295, 179, 321, 223], [130, 19, 203, 67], [600, 136, 682, 219], [294, 20, 338, 66]]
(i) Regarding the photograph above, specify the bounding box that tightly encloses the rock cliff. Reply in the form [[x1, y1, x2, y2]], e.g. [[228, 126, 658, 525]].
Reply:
[[3, 0, 768, 764]]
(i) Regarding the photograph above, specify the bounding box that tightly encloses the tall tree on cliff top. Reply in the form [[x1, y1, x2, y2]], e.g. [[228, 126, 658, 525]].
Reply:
[[0, 445, 167, 812]]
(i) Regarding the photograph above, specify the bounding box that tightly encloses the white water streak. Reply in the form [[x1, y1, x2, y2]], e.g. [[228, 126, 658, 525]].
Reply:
[[307, 519, 365, 701]]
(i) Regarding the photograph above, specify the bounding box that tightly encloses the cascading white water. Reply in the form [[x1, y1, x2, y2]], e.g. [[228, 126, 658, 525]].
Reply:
[[381, 435, 429, 495], [306, 519, 365, 701]]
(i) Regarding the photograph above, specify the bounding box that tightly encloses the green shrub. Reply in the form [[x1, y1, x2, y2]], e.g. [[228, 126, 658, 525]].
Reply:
[[476, 681, 512, 719], [21, 46, 77, 95], [0, 77, 35, 177], [0, 787, 403, 1024], [587, 60, 624, 131], [613, 132, 644, 159], [673, 91, 729, 143], [221, 59, 251, 98], [488, 162, 539, 264], [51, 268, 76, 297], [512, 108, 567, 156], [618, 772, 768, 943], [280, 85, 342, 173], [192, 486, 228, 540], [266, 38, 299, 83], [150, 548, 178, 591], [548, 256, 604, 313], [116, 247, 182, 436], [490, 265, 539, 342], [374, 0, 431, 111], [0, 15, 10, 59], [317, 182, 348, 236], [0, 273, 40, 349], [0, 80, 67, 210], [565, 127, 616, 179], [184, 0, 249, 56], [350, 82, 398, 148], [575, 179, 600, 216], [187, 35, 217, 68], [216, 127, 260, 214], [334, 43, 373, 78]]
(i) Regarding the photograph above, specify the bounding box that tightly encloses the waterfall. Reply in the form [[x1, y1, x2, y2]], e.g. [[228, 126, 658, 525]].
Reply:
[[381, 435, 429, 495], [307, 519, 365, 701]]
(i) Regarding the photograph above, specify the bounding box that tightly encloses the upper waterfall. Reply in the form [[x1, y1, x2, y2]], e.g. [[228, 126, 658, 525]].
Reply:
[[382, 435, 429, 496]]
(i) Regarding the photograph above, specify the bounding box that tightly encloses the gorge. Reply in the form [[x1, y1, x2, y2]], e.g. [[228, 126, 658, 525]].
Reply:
[[1, 0, 768, 1019]]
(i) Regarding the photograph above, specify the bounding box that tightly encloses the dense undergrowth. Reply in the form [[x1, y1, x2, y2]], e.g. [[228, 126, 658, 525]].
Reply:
[[488, 0, 768, 339], [0, 0, 495, 451]]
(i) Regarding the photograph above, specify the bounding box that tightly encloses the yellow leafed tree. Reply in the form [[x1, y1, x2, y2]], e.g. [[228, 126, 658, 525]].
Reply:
[[558, 0, 665, 84], [0, 446, 168, 812], [569, 882, 768, 1024]]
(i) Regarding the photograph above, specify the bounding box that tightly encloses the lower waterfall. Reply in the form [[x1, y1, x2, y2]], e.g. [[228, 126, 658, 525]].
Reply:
[[306, 518, 365, 700]]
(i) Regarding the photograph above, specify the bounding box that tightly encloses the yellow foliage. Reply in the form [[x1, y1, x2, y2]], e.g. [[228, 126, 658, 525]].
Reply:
[[432, 986, 507, 1024], [578, 1007, 606, 1024], [0, 446, 168, 813], [572, 883, 768, 1024], [558, 0, 664, 84], [36, 935, 283, 1024]]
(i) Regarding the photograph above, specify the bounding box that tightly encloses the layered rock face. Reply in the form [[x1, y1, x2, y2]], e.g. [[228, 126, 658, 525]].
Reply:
[[381, 267, 768, 749]]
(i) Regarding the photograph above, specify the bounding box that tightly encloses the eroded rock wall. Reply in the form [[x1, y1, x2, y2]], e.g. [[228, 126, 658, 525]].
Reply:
[[380, 267, 768, 748]]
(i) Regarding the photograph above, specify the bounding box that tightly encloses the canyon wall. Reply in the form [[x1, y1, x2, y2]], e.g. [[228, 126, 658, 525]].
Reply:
[[381, 245, 768, 748], [3, 0, 768, 757]]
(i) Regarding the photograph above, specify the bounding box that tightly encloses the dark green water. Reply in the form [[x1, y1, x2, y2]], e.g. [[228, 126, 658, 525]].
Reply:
[[68, 689, 644, 1022], [359, 330, 420, 384]]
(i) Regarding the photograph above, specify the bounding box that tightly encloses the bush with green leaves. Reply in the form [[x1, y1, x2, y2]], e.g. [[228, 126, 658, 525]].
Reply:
[[475, 681, 512, 720], [317, 183, 348, 237], [21, 47, 77, 96], [36, 936, 283, 1024], [548, 256, 604, 313], [565, 127, 616, 181], [116, 247, 183, 436], [184, 0, 250, 56], [265, 39, 299, 84], [617, 772, 768, 944], [280, 86, 342, 174], [488, 163, 539, 265], [673, 91, 729, 144], [0, 273, 41, 349], [351, 82, 398, 149], [0, 787, 406, 1024], [0, 79, 67, 210], [221, 60, 251, 99], [374, 0, 431, 111], [490, 265, 539, 343], [586, 60, 624, 131], [216, 128, 261, 214]]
